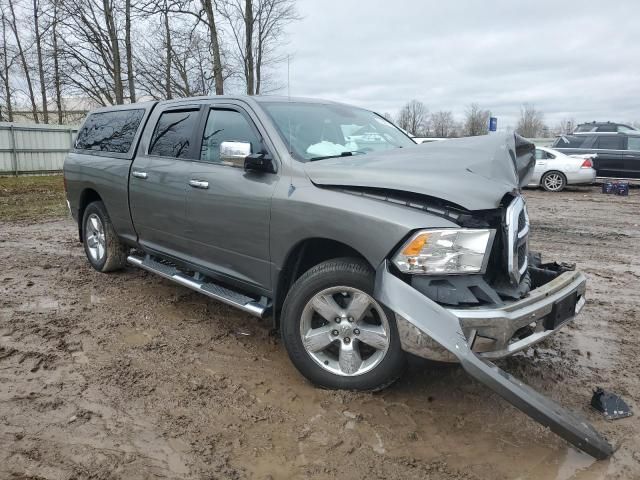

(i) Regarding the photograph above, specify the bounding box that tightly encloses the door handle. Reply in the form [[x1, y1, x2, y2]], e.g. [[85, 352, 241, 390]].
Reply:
[[189, 180, 209, 189], [132, 170, 148, 179]]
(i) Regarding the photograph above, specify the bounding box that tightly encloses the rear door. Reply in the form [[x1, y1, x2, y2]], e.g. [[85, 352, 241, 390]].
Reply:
[[129, 105, 203, 258], [184, 103, 280, 291], [623, 136, 640, 179], [592, 135, 625, 177]]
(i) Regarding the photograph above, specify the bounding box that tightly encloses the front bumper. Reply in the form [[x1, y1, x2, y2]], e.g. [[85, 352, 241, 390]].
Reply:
[[453, 270, 586, 359], [392, 270, 586, 362]]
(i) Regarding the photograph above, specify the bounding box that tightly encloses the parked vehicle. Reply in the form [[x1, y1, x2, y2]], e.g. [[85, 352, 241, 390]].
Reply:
[[528, 146, 596, 192], [552, 131, 640, 178], [63, 96, 612, 458], [574, 121, 638, 133]]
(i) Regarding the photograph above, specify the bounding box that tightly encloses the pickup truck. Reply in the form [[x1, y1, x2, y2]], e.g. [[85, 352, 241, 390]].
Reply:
[[64, 96, 612, 458]]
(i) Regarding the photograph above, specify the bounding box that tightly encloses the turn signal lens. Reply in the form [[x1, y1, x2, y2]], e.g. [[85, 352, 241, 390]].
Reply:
[[402, 233, 429, 256]]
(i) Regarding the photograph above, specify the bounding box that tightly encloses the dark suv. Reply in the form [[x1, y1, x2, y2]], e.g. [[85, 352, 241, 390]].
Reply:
[[551, 132, 640, 178], [574, 121, 638, 133]]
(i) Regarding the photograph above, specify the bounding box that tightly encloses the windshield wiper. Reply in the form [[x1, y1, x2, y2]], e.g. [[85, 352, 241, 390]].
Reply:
[[308, 151, 369, 162]]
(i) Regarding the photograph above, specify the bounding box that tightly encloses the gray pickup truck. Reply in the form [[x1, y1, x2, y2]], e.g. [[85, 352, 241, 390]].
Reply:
[[64, 96, 612, 458]]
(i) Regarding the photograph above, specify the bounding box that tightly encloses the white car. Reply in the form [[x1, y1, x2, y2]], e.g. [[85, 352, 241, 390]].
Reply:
[[528, 146, 597, 192]]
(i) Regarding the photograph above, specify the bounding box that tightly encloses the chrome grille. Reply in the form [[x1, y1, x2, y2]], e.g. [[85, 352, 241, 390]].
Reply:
[[506, 196, 529, 284]]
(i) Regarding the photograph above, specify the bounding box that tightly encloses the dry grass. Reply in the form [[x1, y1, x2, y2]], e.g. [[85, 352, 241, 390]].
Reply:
[[0, 175, 68, 222]]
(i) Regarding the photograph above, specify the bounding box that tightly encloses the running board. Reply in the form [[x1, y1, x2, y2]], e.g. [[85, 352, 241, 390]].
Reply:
[[127, 254, 270, 318]]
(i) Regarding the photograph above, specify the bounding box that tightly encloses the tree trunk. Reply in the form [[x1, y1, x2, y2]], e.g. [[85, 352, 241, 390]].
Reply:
[[1, 14, 13, 122], [244, 0, 254, 95], [163, 4, 172, 99], [125, 0, 136, 102], [8, 0, 39, 122], [202, 0, 223, 95], [33, 0, 48, 122], [103, 0, 124, 104], [52, 0, 63, 123]]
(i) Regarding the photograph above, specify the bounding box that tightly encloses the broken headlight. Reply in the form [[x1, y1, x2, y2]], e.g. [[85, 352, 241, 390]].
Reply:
[[392, 229, 495, 275]]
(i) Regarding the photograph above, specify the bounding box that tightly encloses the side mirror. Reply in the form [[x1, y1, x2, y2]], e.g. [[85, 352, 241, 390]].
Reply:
[[244, 152, 276, 174], [220, 141, 251, 168]]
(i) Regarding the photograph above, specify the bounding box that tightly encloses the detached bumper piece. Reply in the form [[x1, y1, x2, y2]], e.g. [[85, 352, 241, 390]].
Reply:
[[591, 388, 633, 421], [375, 261, 613, 460]]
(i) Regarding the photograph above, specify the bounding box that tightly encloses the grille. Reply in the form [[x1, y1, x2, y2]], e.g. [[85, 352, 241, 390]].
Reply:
[[506, 196, 529, 284]]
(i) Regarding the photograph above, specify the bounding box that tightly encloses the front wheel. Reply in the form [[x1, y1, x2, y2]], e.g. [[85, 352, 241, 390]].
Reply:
[[280, 258, 406, 391], [541, 171, 567, 192]]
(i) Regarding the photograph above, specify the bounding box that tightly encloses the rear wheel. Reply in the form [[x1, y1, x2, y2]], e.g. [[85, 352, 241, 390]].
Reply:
[[541, 171, 567, 192], [280, 258, 406, 391], [82, 201, 128, 272]]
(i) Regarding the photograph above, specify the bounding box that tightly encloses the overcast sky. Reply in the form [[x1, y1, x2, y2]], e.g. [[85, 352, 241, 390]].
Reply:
[[273, 0, 640, 130]]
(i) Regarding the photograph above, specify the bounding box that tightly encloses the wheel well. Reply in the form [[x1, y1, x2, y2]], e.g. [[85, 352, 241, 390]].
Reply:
[[77, 189, 102, 241], [274, 238, 370, 326]]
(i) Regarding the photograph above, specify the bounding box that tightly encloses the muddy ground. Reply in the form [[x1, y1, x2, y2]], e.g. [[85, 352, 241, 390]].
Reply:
[[1, 186, 639, 479]]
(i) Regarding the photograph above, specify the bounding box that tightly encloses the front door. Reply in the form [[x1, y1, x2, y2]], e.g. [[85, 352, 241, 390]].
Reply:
[[129, 106, 202, 258], [185, 106, 279, 291]]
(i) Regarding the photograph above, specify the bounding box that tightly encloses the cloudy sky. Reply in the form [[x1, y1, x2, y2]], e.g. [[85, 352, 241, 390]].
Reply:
[[272, 0, 640, 130]]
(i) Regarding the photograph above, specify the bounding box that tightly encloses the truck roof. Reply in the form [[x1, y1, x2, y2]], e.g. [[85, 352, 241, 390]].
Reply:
[[87, 95, 351, 115]]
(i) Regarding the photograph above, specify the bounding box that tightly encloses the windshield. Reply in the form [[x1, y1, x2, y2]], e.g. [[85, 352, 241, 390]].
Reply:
[[261, 101, 416, 161]]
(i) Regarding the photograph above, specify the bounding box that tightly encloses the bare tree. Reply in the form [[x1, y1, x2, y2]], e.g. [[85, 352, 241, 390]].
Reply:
[[50, 0, 63, 122], [431, 110, 455, 137], [135, 0, 177, 99], [463, 103, 490, 136], [134, 17, 215, 100], [125, 0, 135, 101], [218, 0, 298, 95], [0, 11, 14, 121], [7, 0, 39, 122], [516, 103, 545, 138], [57, 0, 126, 105], [396, 100, 429, 136], [201, 0, 224, 94], [33, 0, 49, 122]]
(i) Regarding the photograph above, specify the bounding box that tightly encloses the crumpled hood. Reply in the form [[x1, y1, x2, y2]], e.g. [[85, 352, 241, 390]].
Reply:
[[304, 133, 535, 211]]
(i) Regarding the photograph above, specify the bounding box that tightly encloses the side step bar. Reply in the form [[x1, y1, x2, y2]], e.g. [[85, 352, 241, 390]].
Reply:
[[127, 254, 270, 318]]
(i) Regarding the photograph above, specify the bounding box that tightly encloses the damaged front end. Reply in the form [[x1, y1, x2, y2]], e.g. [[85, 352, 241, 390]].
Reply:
[[369, 135, 613, 459]]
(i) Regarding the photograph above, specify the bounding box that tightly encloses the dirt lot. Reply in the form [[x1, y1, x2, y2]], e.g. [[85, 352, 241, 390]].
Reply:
[[1, 179, 639, 479]]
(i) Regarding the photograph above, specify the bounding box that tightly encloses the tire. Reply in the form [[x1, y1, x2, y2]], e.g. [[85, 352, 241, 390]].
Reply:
[[280, 257, 406, 391], [82, 201, 128, 272], [541, 171, 567, 192]]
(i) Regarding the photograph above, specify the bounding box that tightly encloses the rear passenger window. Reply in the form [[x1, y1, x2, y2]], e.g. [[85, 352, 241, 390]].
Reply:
[[149, 109, 199, 158], [553, 135, 588, 148], [200, 109, 260, 164], [627, 137, 640, 151], [75, 109, 144, 153], [595, 136, 624, 150]]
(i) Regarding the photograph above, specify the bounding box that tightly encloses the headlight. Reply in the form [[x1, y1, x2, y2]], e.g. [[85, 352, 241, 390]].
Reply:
[[392, 229, 495, 275]]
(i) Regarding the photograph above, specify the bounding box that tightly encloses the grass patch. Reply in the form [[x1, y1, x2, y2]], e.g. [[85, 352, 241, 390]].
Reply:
[[0, 175, 68, 222]]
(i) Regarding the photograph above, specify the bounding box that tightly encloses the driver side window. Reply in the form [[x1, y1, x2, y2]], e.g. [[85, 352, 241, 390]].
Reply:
[[200, 109, 260, 164]]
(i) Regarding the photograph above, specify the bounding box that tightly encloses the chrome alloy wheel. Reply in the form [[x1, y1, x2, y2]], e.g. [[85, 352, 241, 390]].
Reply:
[[543, 172, 564, 191], [299, 286, 391, 376], [85, 213, 106, 262]]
